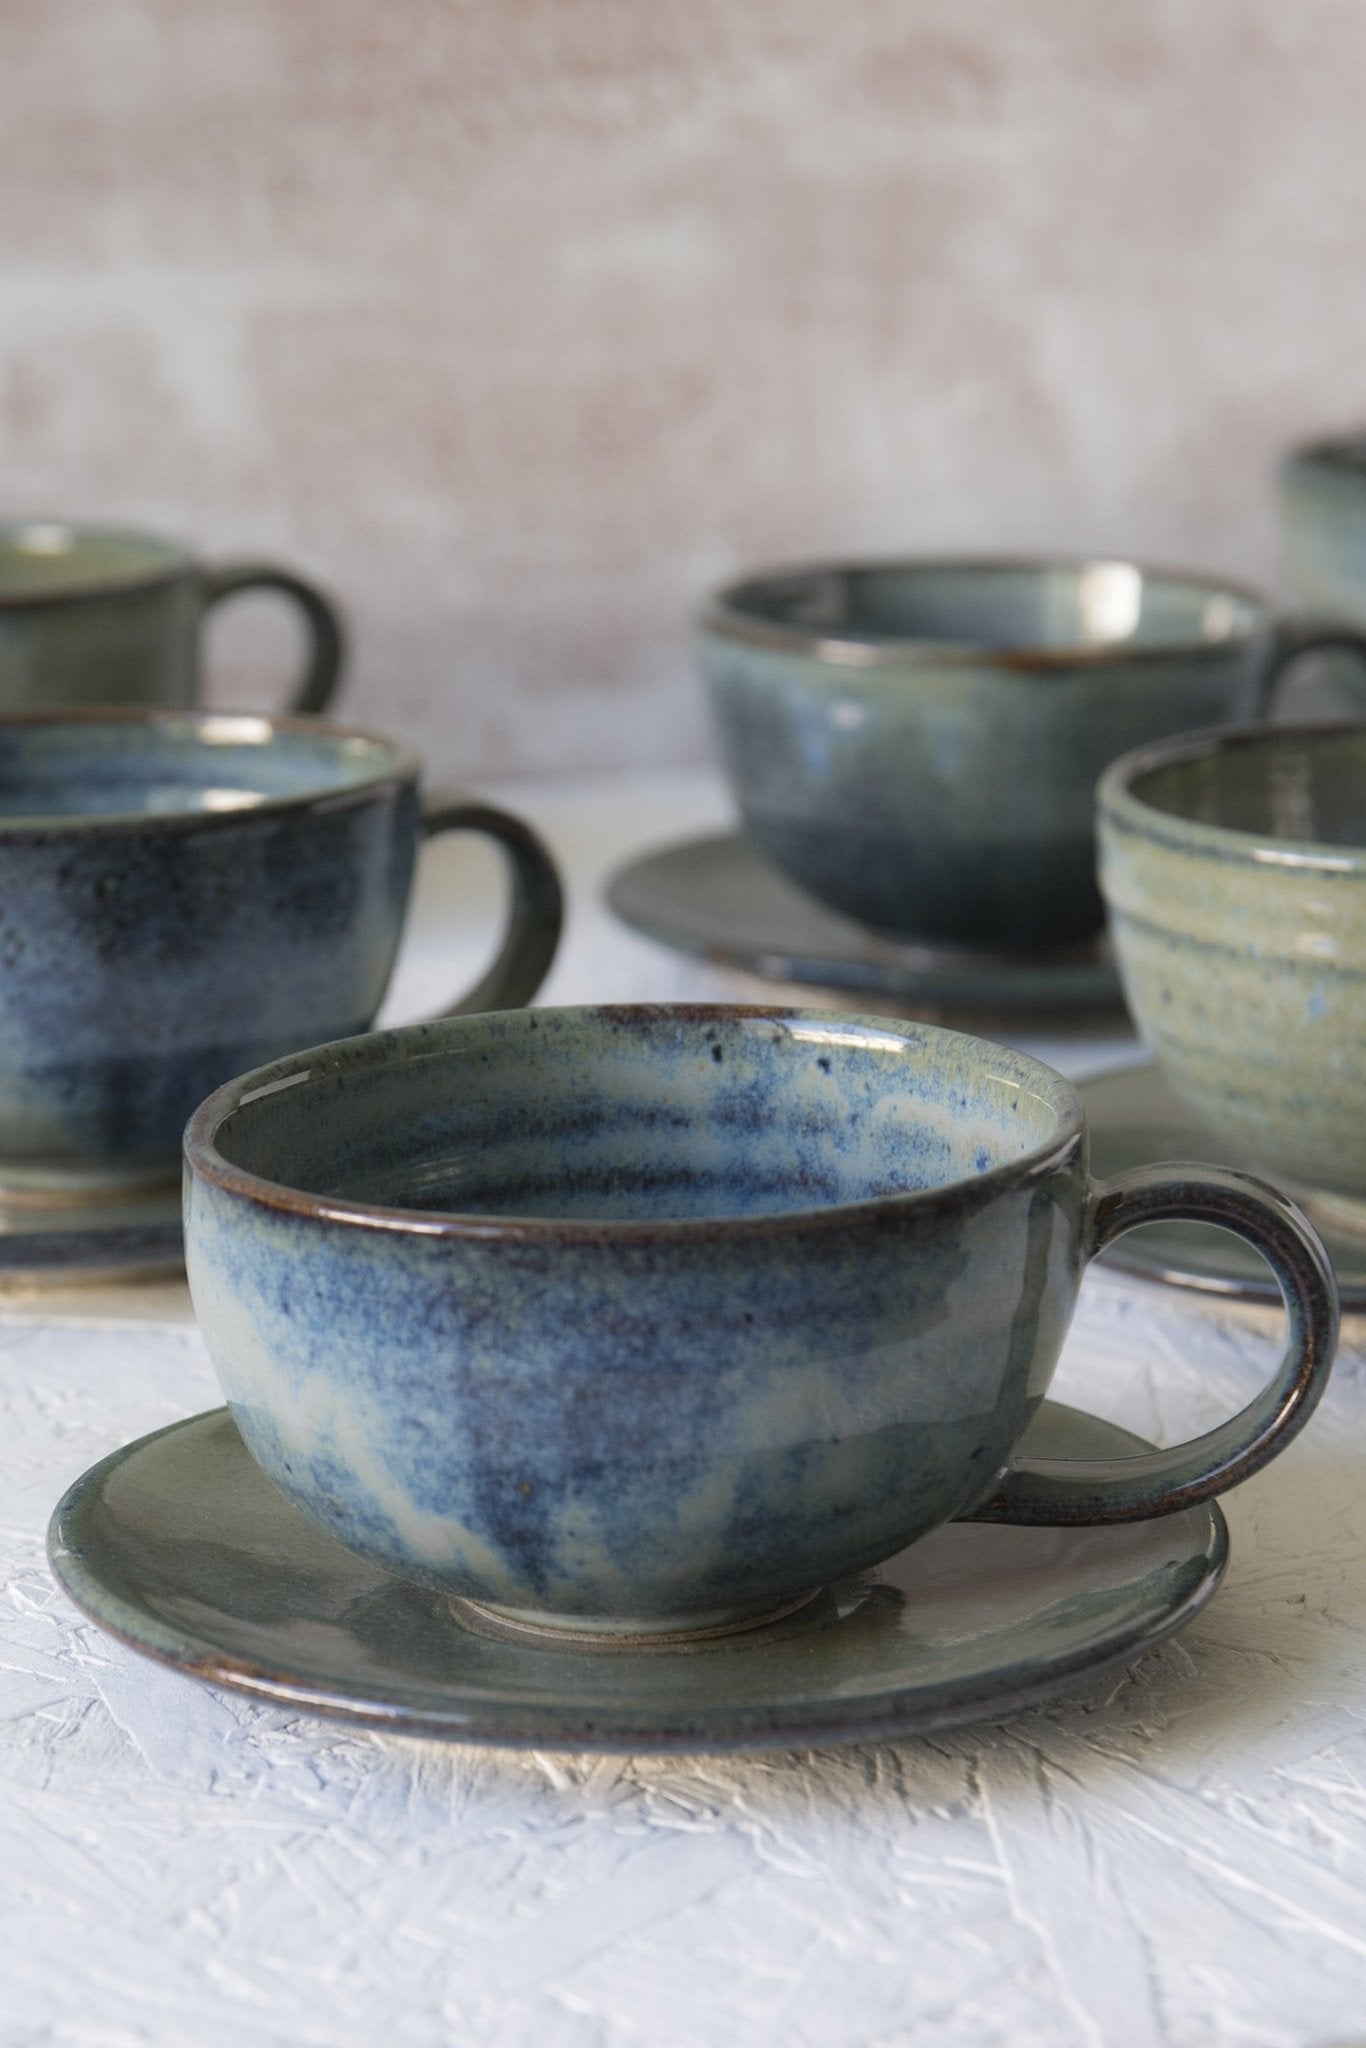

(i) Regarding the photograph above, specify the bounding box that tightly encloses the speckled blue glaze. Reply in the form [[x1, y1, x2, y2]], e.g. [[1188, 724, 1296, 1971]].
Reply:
[[0, 711, 562, 1190], [701, 558, 1363, 950], [183, 1005, 1339, 1638]]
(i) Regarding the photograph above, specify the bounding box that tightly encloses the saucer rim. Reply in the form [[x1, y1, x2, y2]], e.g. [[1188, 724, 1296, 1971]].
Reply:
[[606, 832, 1125, 1013], [48, 1401, 1230, 1755]]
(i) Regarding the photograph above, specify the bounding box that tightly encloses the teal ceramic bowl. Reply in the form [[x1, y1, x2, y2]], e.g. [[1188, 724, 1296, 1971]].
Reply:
[[1099, 721, 1366, 1208], [701, 557, 1366, 951], [184, 1004, 1336, 1646]]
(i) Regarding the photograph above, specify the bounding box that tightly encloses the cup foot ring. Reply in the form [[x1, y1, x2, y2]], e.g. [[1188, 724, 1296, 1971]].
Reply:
[[449, 1588, 827, 1655]]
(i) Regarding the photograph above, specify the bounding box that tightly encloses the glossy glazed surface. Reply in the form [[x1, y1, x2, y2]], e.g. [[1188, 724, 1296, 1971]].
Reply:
[[184, 1002, 1340, 1635], [185, 1006, 1089, 1632], [0, 520, 342, 713], [1082, 1062, 1366, 1308], [0, 713, 415, 1183], [607, 831, 1124, 1012], [702, 558, 1275, 949], [46, 1401, 1229, 1753], [1098, 722, 1366, 1201], [11, 762, 1366, 2048]]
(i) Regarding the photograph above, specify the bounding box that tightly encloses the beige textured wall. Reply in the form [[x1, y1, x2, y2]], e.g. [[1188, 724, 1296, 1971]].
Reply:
[[3, 1, 1366, 778]]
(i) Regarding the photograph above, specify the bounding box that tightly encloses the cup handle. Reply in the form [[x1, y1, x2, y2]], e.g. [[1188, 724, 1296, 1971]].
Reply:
[[963, 1162, 1339, 1525], [201, 561, 346, 714], [1256, 614, 1366, 712], [412, 796, 564, 1018]]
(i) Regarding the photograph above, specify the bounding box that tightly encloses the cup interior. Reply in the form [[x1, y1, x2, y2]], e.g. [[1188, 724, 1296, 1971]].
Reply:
[[1124, 724, 1366, 851], [0, 715, 404, 823], [0, 522, 188, 600], [717, 560, 1257, 654], [202, 1008, 1076, 1224]]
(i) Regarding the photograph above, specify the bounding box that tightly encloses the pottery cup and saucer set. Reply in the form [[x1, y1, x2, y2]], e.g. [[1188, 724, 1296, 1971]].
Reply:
[[15, 463, 1366, 1753], [0, 520, 562, 1283]]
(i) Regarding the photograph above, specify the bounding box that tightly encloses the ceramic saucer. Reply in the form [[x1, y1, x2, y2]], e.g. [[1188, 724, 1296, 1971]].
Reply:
[[607, 833, 1124, 1013], [0, 1179, 182, 1286], [1083, 1062, 1366, 1308], [49, 1401, 1227, 1754]]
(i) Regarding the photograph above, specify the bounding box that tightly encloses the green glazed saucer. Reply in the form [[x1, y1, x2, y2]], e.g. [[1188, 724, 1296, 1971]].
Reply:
[[0, 1179, 182, 1286], [48, 1402, 1227, 1754], [607, 834, 1124, 1014], [1082, 1062, 1366, 1310]]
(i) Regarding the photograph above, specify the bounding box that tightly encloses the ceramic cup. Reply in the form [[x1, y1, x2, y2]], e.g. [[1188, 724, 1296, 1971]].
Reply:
[[184, 1004, 1338, 1646], [0, 521, 343, 714], [1099, 719, 1366, 1216], [700, 556, 1366, 951], [0, 709, 562, 1193]]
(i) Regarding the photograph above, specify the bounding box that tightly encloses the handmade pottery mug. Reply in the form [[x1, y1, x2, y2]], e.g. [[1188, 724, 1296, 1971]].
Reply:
[[184, 1004, 1338, 1645], [1099, 720, 1366, 1216], [701, 556, 1366, 951], [0, 521, 343, 713], [0, 709, 562, 1192]]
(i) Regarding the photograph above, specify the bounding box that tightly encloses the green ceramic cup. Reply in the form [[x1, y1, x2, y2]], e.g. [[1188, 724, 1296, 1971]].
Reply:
[[0, 521, 344, 714], [1098, 720, 1366, 1215], [702, 556, 1366, 951]]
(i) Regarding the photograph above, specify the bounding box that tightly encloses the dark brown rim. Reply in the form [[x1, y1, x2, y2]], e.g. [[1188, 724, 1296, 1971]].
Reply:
[[1097, 716, 1366, 874], [0, 521, 193, 610], [0, 706, 418, 837], [183, 1003, 1086, 1245], [699, 553, 1269, 670]]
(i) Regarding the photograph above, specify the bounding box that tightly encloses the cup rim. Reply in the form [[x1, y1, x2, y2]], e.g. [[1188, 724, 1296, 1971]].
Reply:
[[1097, 717, 1366, 875], [183, 1003, 1086, 1245], [0, 706, 418, 838], [0, 520, 195, 609], [699, 553, 1269, 670]]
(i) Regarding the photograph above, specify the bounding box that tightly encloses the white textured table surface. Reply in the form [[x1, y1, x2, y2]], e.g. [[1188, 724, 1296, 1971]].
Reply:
[[3, 769, 1364, 2048]]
